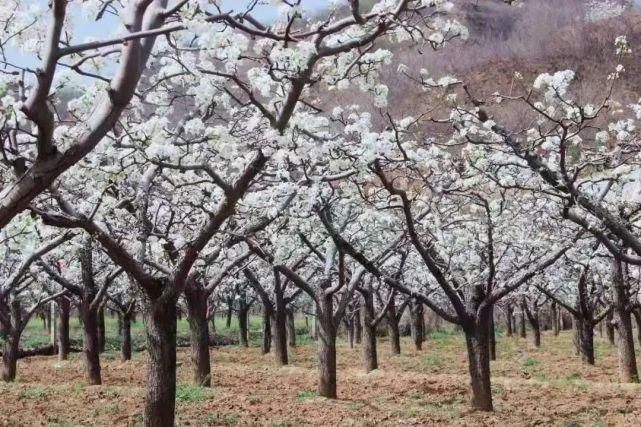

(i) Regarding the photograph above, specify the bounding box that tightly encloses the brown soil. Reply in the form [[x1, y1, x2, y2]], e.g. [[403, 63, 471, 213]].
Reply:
[[1, 331, 640, 426]]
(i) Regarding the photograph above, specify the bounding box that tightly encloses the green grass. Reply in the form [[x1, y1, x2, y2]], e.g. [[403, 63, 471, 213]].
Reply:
[[18, 386, 49, 400], [176, 384, 208, 403], [7, 313, 312, 350], [296, 389, 318, 400], [205, 412, 240, 425]]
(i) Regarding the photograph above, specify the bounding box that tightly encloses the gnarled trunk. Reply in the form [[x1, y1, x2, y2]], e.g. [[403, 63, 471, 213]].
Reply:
[[464, 319, 493, 411], [386, 296, 401, 356], [142, 293, 178, 427], [58, 297, 70, 361], [98, 306, 106, 353], [185, 285, 211, 386], [488, 306, 496, 360], [345, 317, 355, 348], [632, 308, 641, 348], [606, 310, 615, 345], [410, 301, 424, 351], [1, 332, 19, 382], [272, 280, 288, 365], [612, 259, 638, 382], [80, 304, 101, 385], [577, 318, 594, 365], [120, 313, 132, 362], [238, 306, 249, 348], [354, 306, 362, 344], [505, 304, 513, 337], [317, 292, 337, 398], [286, 308, 296, 348], [360, 291, 377, 372], [225, 300, 233, 329], [261, 305, 271, 355]]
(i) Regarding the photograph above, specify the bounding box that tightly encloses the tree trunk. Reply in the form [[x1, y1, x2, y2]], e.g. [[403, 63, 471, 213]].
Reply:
[[225, 301, 233, 329], [185, 285, 211, 387], [488, 307, 496, 361], [98, 306, 106, 353], [505, 304, 513, 337], [261, 306, 271, 355], [354, 306, 362, 344], [121, 313, 132, 362], [58, 297, 70, 361], [360, 291, 378, 373], [411, 301, 424, 351], [238, 307, 249, 348], [81, 305, 101, 385], [464, 322, 493, 411], [577, 318, 595, 365], [286, 308, 296, 348], [386, 298, 401, 356], [530, 314, 541, 348], [317, 293, 337, 398], [606, 310, 615, 345], [142, 293, 178, 427], [551, 303, 559, 336], [345, 317, 354, 349], [272, 286, 288, 365], [1, 332, 19, 382], [519, 308, 526, 338], [632, 308, 641, 348], [612, 259, 639, 382]]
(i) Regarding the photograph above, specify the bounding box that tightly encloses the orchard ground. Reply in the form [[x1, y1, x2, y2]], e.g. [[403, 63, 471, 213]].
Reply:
[[1, 318, 641, 426]]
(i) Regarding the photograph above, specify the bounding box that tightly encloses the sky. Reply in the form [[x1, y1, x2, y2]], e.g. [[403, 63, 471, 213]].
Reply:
[[6, 0, 332, 69]]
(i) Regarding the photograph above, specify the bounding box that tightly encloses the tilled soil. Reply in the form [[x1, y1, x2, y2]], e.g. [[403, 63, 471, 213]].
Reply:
[[1, 331, 640, 426]]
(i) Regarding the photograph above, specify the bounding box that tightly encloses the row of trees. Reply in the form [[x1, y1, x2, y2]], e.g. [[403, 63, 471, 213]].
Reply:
[[2, 0, 641, 425]]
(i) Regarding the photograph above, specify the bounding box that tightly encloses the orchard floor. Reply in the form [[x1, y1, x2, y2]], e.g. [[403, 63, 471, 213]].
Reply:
[[2, 331, 641, 426]]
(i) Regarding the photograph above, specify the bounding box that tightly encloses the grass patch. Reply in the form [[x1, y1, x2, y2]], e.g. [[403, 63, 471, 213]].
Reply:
[[176, 384, 207, 403], [205, 412, 240, 425], [18, 386, 49, 400], [296, 389, 318, 400], [522, 356, 539, 367]]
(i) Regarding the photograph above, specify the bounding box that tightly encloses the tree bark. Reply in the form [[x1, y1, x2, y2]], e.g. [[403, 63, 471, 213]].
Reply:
[[411, 301, 424, 351], [519, 307, 526, 338], [505, 304, 513, 337], [386, 296, 401, 356], [1, 332, 19, 382], [606, 310, 615, 345], [225, 299, 233, 329], [525, 306, 541, 348], [317, 293, 337, 398], [238, 307, 249, 348], [551, 302, 559, 336], [488, 306, 496, 360], [142, 293, 177, 427], [121, 313, 132, 362], [360, 290, 377, 373], [612, 259, 638, 382], [464, 321, 493, 411], [345, 317, 355, 349], [272, 279, 288, 365], [80, 304, 101, 385], [57, 297, 70, 361], [261, 305, 271, 355], [286, 308, 296, 348], [577, 318, 595, 365], [185, 284, 211, 386], [632, 307, 641, 348], [98, 306, 106, 353], [354, 306, 362, 344]]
